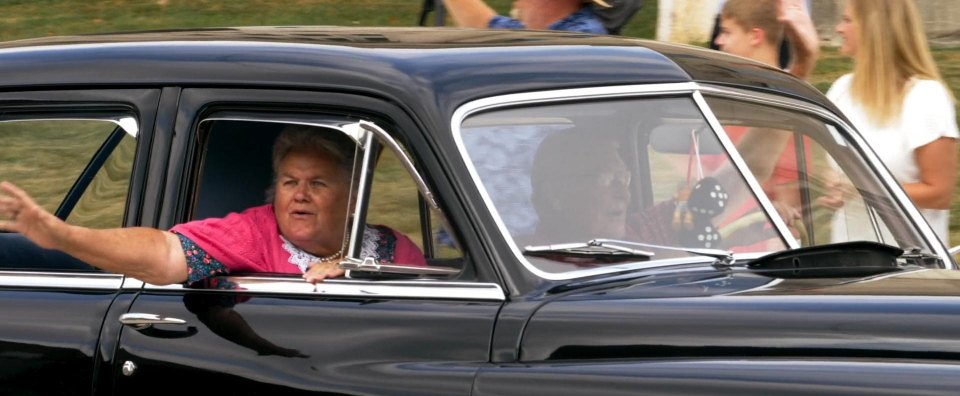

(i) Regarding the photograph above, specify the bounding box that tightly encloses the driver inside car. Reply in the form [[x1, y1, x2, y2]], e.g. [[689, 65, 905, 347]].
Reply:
[[524, 130, 730, 251], [522, 127, 810, 258]]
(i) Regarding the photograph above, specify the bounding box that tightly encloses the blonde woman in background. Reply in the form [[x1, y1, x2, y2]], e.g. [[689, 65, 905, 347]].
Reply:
[[826, 0, 958, 244]]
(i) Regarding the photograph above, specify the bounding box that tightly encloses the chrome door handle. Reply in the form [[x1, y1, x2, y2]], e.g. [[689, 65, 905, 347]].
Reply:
[[119, 313, 187, 330]]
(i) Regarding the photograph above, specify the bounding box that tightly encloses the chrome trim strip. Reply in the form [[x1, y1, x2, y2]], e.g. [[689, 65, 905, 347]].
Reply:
[[349, 131, 377, 258], [121, 277, 145, 290], [141, 278, 506, 301], [0, 117, 139, 137], [0, 271, 123, 289], [691, 90, 800, 249], [697, 84, 951, 266], [201, 116, 364, 144], [452, 83, 700, 118]]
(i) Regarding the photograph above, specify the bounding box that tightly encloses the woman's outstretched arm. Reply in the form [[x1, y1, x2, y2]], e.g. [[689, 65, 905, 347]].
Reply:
[[0, 181, 188, 284]]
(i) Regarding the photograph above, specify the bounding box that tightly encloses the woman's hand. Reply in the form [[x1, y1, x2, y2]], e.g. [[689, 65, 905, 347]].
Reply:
[[0, 181, 60, 248], [303, 260, 346, 284]]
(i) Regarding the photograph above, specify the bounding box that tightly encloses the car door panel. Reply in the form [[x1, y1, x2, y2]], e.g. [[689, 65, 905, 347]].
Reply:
[[0, 88, 160, 395], [0, 287, 120, 395], [114, 287, 500, 394], [107, 88, 505, 394]]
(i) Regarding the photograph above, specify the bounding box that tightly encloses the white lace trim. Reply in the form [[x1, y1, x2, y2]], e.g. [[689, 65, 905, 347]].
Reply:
[[280, 226, 382, 273], [281, 236, 323, 273], [360, 226, 381, 259]]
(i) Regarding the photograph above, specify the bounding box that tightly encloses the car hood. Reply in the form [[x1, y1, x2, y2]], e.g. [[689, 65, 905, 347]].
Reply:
[[520, 269, 960, 362]]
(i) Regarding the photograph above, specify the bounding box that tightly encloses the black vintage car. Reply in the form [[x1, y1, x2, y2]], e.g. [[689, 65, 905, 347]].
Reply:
[[2, 26, 960, 395]]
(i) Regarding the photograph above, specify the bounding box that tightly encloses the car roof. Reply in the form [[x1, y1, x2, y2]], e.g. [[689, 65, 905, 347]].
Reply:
[[0, 26, 833, 117]]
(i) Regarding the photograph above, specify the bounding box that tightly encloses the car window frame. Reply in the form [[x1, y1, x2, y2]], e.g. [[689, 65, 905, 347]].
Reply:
[[451, 82, 954, 282], [132, 88, 504, 301], [0, 89, 160, 288]]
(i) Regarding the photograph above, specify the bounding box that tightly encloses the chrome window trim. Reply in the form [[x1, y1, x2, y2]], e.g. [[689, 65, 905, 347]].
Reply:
[[0, 116, 139, 137], [0, 271, 123, 290], [122, 277, 145, 290], [140, 277, 505, 301], [348, 130, 378, 258], [451, 83, 952, 281], [697, 84, 950, 265]]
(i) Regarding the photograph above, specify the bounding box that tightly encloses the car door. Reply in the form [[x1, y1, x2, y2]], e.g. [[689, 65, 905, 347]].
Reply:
[[111, 89, 504, 395], [0, 89, 161, 395]]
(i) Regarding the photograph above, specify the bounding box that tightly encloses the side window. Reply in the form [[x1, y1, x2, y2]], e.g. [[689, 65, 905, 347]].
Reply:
[[0, 117, 137, 272], [187, 117, 464, 282], [704, 96, 911, 248]]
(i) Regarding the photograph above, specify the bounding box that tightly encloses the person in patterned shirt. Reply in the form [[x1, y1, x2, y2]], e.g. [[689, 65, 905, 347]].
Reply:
[[442, 0, 610, 34]]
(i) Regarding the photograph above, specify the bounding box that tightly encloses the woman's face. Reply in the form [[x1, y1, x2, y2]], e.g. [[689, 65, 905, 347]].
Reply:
[[273, 149, 352, 256], [556, 146, 632, 240], [836, 3, 859, 57]]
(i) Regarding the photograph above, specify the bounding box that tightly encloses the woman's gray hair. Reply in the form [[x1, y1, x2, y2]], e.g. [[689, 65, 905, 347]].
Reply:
[[265, 124, 358, 203]]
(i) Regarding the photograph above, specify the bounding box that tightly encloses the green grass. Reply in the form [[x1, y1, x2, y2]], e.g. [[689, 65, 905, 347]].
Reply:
[[0, 121, 132, 229], [0, 0, 658, 41]]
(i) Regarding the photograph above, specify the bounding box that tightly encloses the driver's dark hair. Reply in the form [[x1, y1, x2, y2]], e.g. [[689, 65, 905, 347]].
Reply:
[[530, 130, 619, 216]]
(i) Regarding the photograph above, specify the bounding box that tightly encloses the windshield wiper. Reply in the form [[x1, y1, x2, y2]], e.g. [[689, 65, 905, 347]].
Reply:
[[524, 238, 735, 267], [523, 240, 655, 263]]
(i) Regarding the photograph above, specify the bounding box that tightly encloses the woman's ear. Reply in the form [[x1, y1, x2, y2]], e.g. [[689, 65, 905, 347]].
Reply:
[[749, 27, 766, 47]]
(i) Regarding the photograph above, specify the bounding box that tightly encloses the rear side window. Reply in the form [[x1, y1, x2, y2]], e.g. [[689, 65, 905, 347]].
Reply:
[[1, 119, 135, 227], [0, 117, 138, 272]]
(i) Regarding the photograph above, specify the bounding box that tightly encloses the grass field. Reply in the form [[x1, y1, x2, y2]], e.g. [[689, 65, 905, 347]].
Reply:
[[0, 0, 658, 41], [2, 0, 960, 246]]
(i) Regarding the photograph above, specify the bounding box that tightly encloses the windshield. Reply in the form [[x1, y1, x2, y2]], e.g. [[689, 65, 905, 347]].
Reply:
[[457, 91, 931, 276]]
